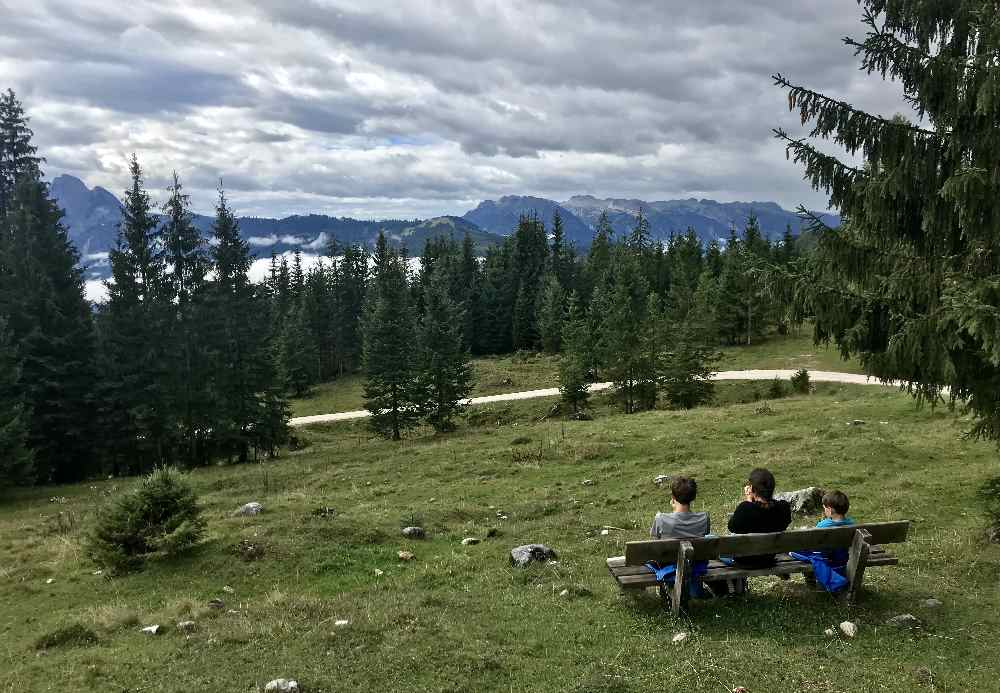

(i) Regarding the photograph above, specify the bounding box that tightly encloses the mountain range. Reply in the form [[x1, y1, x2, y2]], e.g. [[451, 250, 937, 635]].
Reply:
[[48, 174, 838, 280]]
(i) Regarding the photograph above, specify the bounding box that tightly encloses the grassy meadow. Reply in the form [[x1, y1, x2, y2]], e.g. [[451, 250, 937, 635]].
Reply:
[[1, 373, 998, 692]]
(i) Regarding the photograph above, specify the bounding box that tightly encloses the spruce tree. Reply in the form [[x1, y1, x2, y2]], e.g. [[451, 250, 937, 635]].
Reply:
[[0, 89, 42, 216], [559, 293, 592, 417], [98, 155, 171, 473], [536, 274, 566, 354], [415, 271, 474, 433], [363, 234, 420, 440], [280, 299, 319, 398], [0, 95, 96, 482], [772, 0, 1000, 439], [162, 172, 211, 466], [0, 319, 33, 488]]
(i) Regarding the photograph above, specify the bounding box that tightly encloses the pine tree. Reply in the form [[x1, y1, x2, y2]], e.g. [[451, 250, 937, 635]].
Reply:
[[363, 234, 420, 440], [559, 293, 591, 417], [459, 233, 481, 352], [416, 271, 474, 433], [0, 89, 42, 216], [583, 211, 614, 301], [661, 320, 720, 409], [511, 214, 548, 349], [331, 242, 367, 375], [280, 299, 319, 398], [772, 1, 1000, 438], [0, 319, 33, 488], [536, 273, 565, 354], [162, 172, 211, 466], [98, 155, 172, 474], [593, 249, 654, 413], [0, 95, 96, 482]]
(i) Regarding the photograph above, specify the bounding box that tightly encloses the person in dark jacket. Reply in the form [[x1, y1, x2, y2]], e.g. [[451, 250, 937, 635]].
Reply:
[[727, 467, 792, 568]]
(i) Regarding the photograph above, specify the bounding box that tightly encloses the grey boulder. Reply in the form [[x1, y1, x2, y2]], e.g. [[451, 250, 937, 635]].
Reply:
[[264, 679, 299, 693], [401, 526, 425, 539], [510, 544, 558, 568], [774, 487, 825, 514], [234, 501, 263, 517]]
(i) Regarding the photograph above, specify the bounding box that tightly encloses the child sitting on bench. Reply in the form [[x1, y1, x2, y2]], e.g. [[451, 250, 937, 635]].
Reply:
[[650, 477, 710, 539], [816, 489, 854, 566]]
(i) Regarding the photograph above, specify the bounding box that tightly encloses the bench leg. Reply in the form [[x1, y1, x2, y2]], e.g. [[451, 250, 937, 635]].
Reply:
[[671, 541, 694, 617], [845, 528, 872, 605]]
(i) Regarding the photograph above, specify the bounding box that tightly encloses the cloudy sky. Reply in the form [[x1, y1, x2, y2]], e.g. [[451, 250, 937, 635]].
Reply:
[[0, 0, 910, 219]]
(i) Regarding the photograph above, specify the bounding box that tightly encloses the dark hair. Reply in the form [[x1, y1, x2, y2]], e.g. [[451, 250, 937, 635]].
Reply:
[[671, 477, 697, 505], [822, 490, 850, 515], [748, 468, 776, 501]]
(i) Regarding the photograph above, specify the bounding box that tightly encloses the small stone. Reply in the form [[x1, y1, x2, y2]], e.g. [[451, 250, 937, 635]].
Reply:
[[582, 479, 595, 486], [374, 568, 384, 576], [600, 529, 609, 536], [922, 598, 943, 609], [461, 537, 481, 546], [92, 569, 103, 576], [653, 475, 670, 486], [510, 544, 558, 568], [671, 632, 688, 644], [559, 589, 570, 598], [885, 613, 921, 629], [263, 679, 300, 693], [401, 526, 425, 539], [824, 628, 835, 637], [849, 419, 866, 426], [207, 598, 225, 609], [177, 621, 196, 632], [334, 619, 349, 627], [45, 578, 54, 584], [222, 585, 235, 594], [141, 625, 160, 635], [398, 551, 414, 561], [839, 621, 858, 638], [233, 501, 263, 517]]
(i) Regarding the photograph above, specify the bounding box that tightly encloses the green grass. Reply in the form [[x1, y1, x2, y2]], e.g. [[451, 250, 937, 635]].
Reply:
[[293, 331, 856, 418], [2, 382, 997, 692]]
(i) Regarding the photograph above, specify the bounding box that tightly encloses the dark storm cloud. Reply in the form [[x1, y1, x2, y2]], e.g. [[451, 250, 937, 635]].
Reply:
[[0, 0, 910, 217]]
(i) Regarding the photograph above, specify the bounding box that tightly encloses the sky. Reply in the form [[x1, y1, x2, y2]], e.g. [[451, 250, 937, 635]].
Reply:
[[0, 0, 911, 219]]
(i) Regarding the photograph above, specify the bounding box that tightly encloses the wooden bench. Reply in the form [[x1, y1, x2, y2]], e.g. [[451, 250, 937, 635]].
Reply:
[[607, 521, 910, 616]]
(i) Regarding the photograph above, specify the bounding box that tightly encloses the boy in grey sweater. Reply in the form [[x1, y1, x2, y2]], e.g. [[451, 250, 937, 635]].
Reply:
[[650, 476, 711, 539]]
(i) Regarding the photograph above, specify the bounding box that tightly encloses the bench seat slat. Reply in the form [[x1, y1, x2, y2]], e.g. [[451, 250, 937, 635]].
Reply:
[[624, 521, 909, 565], [609, 552, 898, 588]]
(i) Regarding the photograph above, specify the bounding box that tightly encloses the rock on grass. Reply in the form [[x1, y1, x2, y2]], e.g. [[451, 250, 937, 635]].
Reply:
[[510, 544, 557, 567]]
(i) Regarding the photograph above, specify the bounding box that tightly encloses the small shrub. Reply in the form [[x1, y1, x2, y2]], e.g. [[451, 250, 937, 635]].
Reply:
[[767, 377, 786, 399], [34, 623, 99, 650], [979, 475, 1000, 543], [87, 467, 206, 574], [235, 538, 266, 562], [510, 436, 532, 446], [791, 368, 811, 395]]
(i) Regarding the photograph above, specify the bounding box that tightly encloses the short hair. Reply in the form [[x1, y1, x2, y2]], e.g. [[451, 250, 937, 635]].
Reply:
[[822, 490, 850, 515], [748, 468, 776, 501], [671, 476, 698, 505]]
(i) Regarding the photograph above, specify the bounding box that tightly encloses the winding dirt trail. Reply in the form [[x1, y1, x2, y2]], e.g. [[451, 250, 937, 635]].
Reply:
[[290, 369, 892, 427]]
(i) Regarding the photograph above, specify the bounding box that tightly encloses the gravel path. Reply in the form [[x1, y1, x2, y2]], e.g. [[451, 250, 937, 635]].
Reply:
[[290, 369, 892, 427]]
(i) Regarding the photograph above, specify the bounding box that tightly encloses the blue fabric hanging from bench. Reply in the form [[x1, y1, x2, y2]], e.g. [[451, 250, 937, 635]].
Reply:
[[644, 560, 710, 597], [789, 551, 848, 592]]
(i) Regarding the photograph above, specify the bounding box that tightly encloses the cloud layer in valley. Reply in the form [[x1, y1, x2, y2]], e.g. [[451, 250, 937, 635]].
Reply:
[[1, 0, 911, 218]]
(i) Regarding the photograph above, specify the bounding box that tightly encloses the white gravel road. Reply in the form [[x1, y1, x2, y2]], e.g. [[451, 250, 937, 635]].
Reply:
[[290, 369, 894, 427]]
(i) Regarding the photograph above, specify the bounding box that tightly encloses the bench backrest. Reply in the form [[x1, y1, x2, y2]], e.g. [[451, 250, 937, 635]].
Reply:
[[624, 521, 910, 565]]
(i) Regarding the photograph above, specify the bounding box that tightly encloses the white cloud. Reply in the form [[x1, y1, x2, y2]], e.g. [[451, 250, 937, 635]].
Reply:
[[2, 0, 911, 218]]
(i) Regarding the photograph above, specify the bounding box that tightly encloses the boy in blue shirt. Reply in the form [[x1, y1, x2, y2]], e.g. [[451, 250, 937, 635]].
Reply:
[[816, 490, 854, 566]]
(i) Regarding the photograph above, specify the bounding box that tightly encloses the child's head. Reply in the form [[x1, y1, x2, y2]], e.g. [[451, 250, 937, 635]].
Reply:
[[822, 490, 850, 518], [671, 477, 697, 508], [747, 467, 776, 501]]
